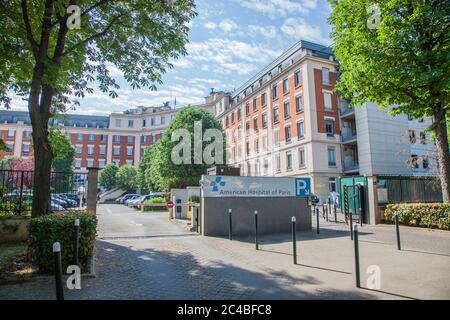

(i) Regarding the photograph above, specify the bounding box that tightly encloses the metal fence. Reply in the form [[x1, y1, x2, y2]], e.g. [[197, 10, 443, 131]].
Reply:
[[0, 170, 88, 216], [377, 175, 443, 204]]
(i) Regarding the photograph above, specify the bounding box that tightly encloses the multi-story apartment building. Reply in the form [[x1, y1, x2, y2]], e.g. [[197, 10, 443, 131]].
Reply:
[[0, 93, 224, 172], [214, 40, 344, 199], [0, 40, 436, 200]]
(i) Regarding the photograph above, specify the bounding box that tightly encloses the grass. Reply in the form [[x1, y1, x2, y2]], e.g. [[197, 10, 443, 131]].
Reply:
[[0, 242, 37, 280]]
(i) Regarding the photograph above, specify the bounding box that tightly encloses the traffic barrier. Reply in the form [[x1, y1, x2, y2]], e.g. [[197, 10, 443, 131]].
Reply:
[[53, 242, 64, 301]]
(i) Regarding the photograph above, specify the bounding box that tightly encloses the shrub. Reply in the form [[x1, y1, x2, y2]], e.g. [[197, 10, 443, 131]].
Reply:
[[384, 203, 450, 230], [189, 195, 200, 203], [142, 197, 166, 212], [28, 211, 97, 273]]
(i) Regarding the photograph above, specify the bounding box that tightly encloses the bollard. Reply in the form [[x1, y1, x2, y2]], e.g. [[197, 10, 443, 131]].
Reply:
[[350, 210, 354, 240], [53, 242, 64, 301], [254, 210, 259, 250], [228, 209, 232, 240], [326, 204, 329, 222], [73, 219, 80, 266], [334, 204, 337, 223], [292, 217, 297, 265], [316, 207, 320, 234], [353, 224, 361, 288], [394, 214, 401, 250]]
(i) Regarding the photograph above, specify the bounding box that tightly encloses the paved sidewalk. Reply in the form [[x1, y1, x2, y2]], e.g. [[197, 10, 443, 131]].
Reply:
[[1, 204, 449, 300]]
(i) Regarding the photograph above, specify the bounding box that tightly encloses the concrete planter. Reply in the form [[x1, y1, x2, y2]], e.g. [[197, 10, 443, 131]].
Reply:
[[0, 216, 30, 243]]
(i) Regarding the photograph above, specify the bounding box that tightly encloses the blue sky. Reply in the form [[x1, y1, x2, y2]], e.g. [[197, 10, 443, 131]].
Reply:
[[14, 0, 333, 116]]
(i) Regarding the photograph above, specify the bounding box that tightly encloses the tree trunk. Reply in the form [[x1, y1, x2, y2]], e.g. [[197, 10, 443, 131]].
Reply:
[[31, 124, 53, 216], [434, 106, 450, 203]]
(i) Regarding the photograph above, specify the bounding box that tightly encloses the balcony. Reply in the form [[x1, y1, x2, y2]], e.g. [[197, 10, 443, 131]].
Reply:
[[343, 156, 359, 172], [342, 127, 357, 143], [340, 104, 355, 118]]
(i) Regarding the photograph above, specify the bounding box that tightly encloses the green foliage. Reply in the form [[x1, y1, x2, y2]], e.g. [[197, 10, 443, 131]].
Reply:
[[138, 107, 226, 191], [99, 164, 119, 190], [142, 197, 166, 212], [189, 195, 200, 203], [328, 0, 449, 117], [116, 165, 138, 192], [49, 128, 75, 172], [0, 138, 8, 152], [384, 203, 450, 230], [28, 211, 97, 273], [0, 0, 197, 109]]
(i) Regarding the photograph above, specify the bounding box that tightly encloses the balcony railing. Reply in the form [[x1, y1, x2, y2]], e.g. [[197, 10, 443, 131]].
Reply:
[[343, 157, 359, 172], [342, 127, 357, 142], [340, 105, 355, 117]]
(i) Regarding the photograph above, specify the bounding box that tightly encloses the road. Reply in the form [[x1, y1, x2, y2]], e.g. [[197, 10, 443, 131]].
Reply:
[[0, 204, 449, 300]]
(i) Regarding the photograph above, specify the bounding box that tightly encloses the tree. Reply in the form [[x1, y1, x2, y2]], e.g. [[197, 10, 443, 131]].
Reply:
[[116, 165, 137, 192], [0, 1, 196, 216], [49, 128, 75, 173], [99, 163, 118, 190], [329, 0, 450, 202], [140, 107, 225, 190]]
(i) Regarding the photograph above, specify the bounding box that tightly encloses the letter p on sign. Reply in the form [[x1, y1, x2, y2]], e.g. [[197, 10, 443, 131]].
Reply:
[[295, 178, 311, 197]]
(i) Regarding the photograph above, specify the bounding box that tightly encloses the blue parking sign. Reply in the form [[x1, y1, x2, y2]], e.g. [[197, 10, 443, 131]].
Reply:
[[295, 178, 311, 197]]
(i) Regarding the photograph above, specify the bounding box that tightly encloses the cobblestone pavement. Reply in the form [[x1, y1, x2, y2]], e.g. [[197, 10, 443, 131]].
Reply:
[[1, 204, 449, 300]]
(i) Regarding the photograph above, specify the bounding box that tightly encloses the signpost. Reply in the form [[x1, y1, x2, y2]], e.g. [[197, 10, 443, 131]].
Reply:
[[167, 201, 175, 209]]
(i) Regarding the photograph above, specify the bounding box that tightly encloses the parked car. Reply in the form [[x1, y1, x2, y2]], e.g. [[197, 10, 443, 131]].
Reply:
[[124, 195, 140, 206], [51, 201, 65, 212], [120, 194, 139, 204], [62, 193, 82, 205], [129, 193, 166, 209], [57, 194, 77, 207], [51, 195, 69, 208]]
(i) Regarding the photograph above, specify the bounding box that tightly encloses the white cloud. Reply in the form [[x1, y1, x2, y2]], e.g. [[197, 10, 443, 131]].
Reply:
[[204, 19, 239, 33], [239, 0, 317, 18], [248, 25, 277, 38], [280, 17, 330, 45], [204, 21, 217, 29]]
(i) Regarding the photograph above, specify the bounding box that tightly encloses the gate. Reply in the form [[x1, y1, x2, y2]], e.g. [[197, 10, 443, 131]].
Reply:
[[340, 176, 369, 224]]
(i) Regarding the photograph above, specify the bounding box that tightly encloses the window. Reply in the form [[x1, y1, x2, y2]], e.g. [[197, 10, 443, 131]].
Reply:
[[127, 120, 134, 128], [324, 92, 332, 110], [273, 107, 280, 123], [237, 108, 242, 121], [284, 101, 290, 118], [141, 135, 147, 144], [329, 178, 337, 192], [274, 130, 280, 146], [88, 134, 95, 141], [255, 160, 260, 176], [23, 130, 31, 140], [23, 144, 30, 153], [295, 95, 303, 113], [299, 148, 306, 168], [100, 134, 107, 142], [276, 154, 281, 172], [245, 103, 250, 116], [286, 151, 293, 170], [127, 136, 134, 145], [7, 129, 14, 138], [263, 159, 269, 175], [76, 146, 82, 155], [294, 70, 301, 86], [87, 159, 94, 168], [272, 84, 278, 99], [231, 112, 235, 125], [142, 119, 146, 128], [327, 147, 336, 166], [262, 135, 268, 151], [77, 133, 83, 142], [283, 78, 289, 94], [285, 125, 292, 143], [262, 112, 267, 129], [127, 147, 133, 157], [99, 146, 106, 156], [6, 143, 13, 151], [247, 162, 251, 176], [254, 137, 259, 154], [253, 117, 258, 131], [114, 135, 120, 143], [99, 160, 106, 168], [246, 141, 250, 156], [326, 120, 334, 136], [87, 146, 94, 155], [160, 116, 165, 125], [113, 146, 120, 156], [75, 160, 81, 169], [261, 93, 266, 107], [151, 117, 156, 126], [115, 119, 122, 127], [297, 121, 304, 139], [322, 67, 330, 84], [253, 97, 257, 111], [423, 156, 429, 169]]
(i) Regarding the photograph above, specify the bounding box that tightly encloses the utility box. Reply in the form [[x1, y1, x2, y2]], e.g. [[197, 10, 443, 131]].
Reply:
[[207, 166, 241, 176]]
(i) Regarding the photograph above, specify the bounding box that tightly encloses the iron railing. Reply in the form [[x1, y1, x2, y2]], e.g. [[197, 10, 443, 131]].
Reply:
[[0, 170, 88, 216]]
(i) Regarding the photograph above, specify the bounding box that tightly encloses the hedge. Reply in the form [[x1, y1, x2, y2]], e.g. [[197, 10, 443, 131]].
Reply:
[[142, 197, 167, 212], [28, 211, 97, 273], [384, 203, 450, 230]]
